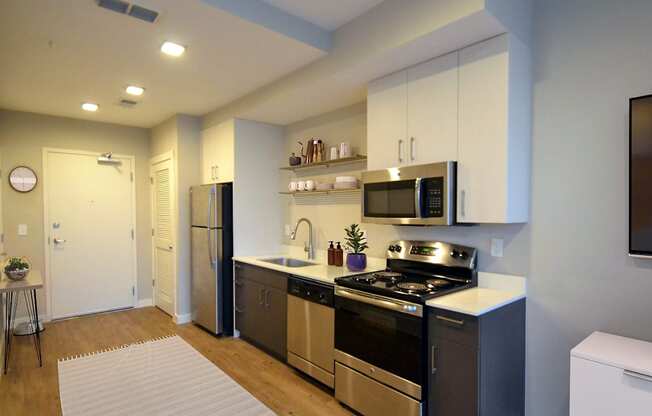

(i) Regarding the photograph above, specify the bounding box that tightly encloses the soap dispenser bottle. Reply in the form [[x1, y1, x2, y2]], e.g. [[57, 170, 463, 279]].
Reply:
[[328, 241, 335, 265], [334, 242, 344, 267]]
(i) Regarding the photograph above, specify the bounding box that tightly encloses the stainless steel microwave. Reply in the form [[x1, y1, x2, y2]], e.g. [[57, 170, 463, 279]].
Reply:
[[361, 161, 456, 226]]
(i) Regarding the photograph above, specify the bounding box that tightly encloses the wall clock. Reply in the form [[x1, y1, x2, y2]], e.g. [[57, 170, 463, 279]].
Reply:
[[9, 166, 38, 193]]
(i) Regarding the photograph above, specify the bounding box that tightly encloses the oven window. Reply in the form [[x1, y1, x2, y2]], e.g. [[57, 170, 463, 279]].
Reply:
[[335, 296, 423, 387], [364, 180, 416, 218]]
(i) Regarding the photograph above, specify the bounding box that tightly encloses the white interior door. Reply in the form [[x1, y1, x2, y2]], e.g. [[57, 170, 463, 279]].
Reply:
[[151, 157, 175, 316], [46, 150, 136, 319]]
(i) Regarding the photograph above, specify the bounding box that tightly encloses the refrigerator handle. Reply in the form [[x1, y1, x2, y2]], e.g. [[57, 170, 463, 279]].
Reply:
[[208, 188, 215, 268]]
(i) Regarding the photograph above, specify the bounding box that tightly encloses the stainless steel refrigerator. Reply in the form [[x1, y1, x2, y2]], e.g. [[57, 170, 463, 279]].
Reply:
[[190, 183, 233, 335]]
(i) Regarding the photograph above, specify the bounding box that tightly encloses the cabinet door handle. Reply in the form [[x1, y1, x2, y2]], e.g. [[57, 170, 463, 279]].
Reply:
[[265, 290, 271, 308], [410, 137, 416, 161], [398, 139, 404, 163], [436, 315, 465, 327], [624, 370, 652, 383], [460, 190, 466, 219], [431, 345, 438, 375], [258, 288, 265, 305]]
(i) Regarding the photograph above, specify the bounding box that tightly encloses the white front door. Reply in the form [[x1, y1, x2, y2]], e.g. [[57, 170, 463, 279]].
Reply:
[[45, 149, 136, 319], [151, 157, 175, 316]]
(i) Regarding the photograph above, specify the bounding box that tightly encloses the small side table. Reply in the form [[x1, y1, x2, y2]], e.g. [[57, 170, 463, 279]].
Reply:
[[1, 271, 44, 374]]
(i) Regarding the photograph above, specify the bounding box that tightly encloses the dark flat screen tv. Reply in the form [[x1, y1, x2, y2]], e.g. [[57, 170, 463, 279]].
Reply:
[[630, 94, 652, 256]]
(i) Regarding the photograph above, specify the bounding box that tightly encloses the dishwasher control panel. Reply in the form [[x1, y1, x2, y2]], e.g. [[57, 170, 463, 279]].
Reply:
[[288, 277, 334, 307]]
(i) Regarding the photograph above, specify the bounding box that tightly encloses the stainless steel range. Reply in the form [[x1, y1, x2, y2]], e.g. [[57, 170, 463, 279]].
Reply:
[[333, 240, 477, 416]]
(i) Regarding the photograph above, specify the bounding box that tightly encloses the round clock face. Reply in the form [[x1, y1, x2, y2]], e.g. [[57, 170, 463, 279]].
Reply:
[[9, 166, 38, 193]]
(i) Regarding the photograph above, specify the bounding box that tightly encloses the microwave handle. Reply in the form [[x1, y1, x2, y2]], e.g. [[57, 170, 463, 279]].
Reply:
[[414, 178, 422, 218]]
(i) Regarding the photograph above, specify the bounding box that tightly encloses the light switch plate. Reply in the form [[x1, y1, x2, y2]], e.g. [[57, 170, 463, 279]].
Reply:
[[18, 224, 28, 236], [491, 238, 504, 257]]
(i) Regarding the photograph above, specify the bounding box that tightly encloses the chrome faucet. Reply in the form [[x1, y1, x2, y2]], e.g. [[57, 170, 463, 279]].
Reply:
[[290, 218, 314, 260]]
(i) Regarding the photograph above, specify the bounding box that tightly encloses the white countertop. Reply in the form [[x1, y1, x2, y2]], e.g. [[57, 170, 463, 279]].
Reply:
[[426, 272, 526, 316], [572, 331, 652, 376], [233, 255, 386, 285]]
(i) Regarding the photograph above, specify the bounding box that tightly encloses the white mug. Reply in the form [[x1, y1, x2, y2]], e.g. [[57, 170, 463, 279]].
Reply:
[[288, 181, 297, 192], [339, 142, 351, 158], [305, 180, 315, 191], [297, 180, 306, 191], [330, 146, 339, 160]]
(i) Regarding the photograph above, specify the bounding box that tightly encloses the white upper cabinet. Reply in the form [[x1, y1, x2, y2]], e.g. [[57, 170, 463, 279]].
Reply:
[[457, 34, 530, 224], [367, 52, 459, 171], [367, 70, 408, 170], [407, 51, 459, 165], [201, 120, 234, 184]]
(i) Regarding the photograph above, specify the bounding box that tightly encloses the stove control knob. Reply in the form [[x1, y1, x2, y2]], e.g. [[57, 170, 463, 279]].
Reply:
[[450, 250, 460, 258], [393, 245, 402, 253], [388, 246, 395, 252], [459, 251, 469, 260]]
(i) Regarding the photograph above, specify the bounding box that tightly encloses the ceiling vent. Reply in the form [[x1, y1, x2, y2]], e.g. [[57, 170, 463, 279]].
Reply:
[[128, 5, 159, 23], [119, 99, 138, 108], [97, 0, 159, 23], [97, 0, 129, 14]]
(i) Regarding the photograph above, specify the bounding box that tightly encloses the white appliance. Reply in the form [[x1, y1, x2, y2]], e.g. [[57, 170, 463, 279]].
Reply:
[[570, 331, 652, 415]]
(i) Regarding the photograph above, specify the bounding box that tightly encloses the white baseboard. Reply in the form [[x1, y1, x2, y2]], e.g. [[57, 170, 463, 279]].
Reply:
[[174, 313, 192, 325], [14, 314, 49, 325], [137, 298, 153, 308]]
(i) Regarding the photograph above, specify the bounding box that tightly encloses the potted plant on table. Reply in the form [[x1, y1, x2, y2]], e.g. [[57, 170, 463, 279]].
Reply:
[[4, 256, 31, 281], [344, 224, 368, 271]]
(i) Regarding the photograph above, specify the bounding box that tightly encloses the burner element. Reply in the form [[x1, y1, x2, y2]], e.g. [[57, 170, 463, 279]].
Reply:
[[426, 278, 453, 289], [353, 275, 376, 284], [396, 282, 430, 293], [373, 271, 403, 282]]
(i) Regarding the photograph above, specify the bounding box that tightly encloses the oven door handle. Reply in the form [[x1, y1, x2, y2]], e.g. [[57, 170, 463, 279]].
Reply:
[[335, 287, 423, 317]]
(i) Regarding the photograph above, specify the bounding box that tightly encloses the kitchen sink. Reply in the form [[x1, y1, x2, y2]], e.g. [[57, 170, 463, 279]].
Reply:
[[261, 257, 317, 268]]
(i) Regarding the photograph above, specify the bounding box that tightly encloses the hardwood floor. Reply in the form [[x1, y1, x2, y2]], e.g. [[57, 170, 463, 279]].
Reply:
[[0, 307, 353, 416]]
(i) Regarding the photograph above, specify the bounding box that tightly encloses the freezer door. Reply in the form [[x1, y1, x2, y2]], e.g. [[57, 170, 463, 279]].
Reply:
[[190, 185, 223, 228], [191, 227, 223, 334]]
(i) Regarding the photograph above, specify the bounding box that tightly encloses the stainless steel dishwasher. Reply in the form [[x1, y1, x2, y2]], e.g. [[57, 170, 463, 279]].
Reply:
[[287, 276, 335, 388]]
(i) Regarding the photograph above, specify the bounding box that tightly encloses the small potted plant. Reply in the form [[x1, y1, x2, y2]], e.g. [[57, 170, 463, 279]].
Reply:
[[4, 256, 30, 281], [344, 224, 368, 271]]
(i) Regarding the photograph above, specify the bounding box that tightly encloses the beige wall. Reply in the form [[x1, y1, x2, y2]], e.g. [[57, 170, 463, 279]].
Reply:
[[282, 103, 529, 275], [0, 109, 152, 314]]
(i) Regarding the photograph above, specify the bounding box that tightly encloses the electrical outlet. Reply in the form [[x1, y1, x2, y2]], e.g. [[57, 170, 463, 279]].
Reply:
[[491, 238, 504, 257], [18, 224, 28, 236]]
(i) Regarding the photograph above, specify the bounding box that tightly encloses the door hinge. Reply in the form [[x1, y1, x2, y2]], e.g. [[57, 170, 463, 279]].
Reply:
[[132, 286, 135, 296], [131, 229, 135, 240], [150, 177, 153, 184], [130, 172, 134, 182], [151, 228, 155, 237], [152, 279, 155, 287], [47, 236, 51, 245]]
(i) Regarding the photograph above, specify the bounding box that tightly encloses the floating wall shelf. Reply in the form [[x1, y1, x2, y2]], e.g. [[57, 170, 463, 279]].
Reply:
[[280, 155, 367, 172], [279, 188, 361, 196]]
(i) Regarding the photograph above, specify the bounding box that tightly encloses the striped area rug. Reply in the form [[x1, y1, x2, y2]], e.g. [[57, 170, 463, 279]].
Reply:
[[58, 335, 274, 416]]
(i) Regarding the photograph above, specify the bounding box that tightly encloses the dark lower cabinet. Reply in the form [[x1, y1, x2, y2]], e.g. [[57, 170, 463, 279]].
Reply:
[[427, 299, 525, 416], [234, 262, 287, 361]]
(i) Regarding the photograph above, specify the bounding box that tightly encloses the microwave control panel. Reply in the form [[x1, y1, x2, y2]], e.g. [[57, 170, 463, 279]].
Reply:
[[421, 177, 444, 217]]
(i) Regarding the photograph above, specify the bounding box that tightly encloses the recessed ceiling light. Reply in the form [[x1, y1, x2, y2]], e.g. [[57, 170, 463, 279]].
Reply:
[[126, 85, 145, 96], [161, 42, 186, 56], [82, 102, 99, 112], [161, 41, 185, 57]]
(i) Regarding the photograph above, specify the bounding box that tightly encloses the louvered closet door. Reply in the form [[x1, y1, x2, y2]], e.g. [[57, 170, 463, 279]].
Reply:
[[151, 158, 175, 316]]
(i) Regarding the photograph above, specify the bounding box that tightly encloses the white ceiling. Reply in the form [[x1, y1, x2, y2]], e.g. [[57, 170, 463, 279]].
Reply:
[[261, 0, 385, 31], [0, 0, 326, 127]]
